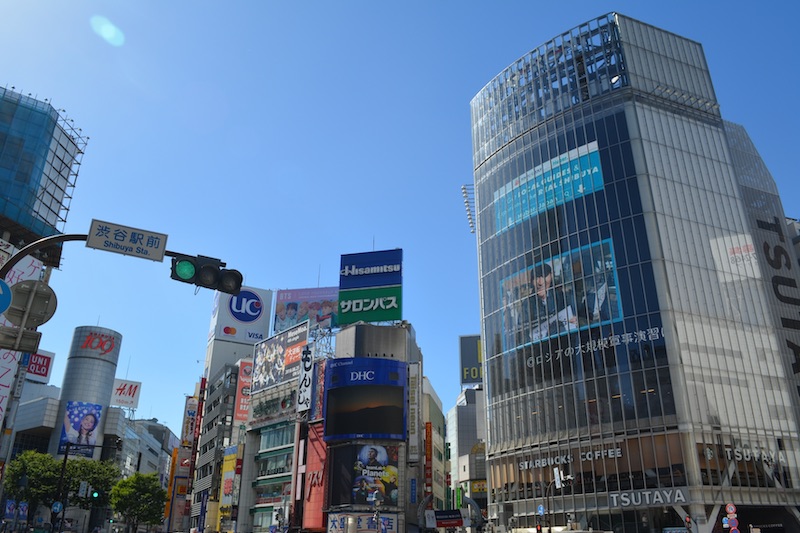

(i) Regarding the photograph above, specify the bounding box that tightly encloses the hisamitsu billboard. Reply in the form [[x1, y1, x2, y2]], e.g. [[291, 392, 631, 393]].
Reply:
[[338, 249, 403, 325]]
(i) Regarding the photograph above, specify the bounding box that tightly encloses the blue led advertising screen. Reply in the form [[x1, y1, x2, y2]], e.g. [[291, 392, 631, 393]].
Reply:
[[323, 358, 407, 441], [494, 141, 604, 233], [501, 239, 623, 351]]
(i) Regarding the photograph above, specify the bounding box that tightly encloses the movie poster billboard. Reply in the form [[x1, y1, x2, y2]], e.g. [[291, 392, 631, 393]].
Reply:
[[500, 238, 623, 351], [328, 444, 400, 508], [338, 249, 403, 326], [59, 401, 103, 457], [252, 321, 309, 393], [273, 287, 339, 334], [323, 358, 407, 441]]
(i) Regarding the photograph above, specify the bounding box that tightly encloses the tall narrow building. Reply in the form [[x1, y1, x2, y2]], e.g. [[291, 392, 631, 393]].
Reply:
[[470, 13, 800, 532]]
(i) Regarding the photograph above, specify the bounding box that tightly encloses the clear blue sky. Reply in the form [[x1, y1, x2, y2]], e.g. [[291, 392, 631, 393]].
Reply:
[[3, 1, 798, 435]]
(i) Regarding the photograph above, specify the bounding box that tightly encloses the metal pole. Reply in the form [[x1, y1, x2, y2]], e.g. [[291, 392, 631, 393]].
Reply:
[[56, 442, 71, 533]]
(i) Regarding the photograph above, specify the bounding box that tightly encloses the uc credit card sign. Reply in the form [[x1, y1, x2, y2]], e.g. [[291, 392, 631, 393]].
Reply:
[[338, 249, 402, 325]]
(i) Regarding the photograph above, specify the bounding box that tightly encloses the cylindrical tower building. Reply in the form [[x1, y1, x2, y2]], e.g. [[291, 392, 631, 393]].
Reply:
[[50, 326, 122, 459], [471, 12, 800, 532]]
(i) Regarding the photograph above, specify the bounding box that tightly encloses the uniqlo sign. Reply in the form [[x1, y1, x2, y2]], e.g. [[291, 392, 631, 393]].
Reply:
[[24, 350, 54, 383]]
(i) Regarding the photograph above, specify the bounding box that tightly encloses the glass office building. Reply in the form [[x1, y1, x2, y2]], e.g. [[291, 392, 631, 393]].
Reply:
[[471, 13, 800, 532]]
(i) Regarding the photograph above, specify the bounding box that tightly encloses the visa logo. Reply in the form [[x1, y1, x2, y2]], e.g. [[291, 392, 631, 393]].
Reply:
[[247, 331, 264, 340]]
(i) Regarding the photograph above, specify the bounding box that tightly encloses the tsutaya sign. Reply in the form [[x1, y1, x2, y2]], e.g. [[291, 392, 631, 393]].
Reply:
[[86, 219, 168, 262], [609, 488, 687, 508]]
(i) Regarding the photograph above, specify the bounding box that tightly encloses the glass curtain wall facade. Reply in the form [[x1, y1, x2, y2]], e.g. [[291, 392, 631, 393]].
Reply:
[[471, 13, 800, 532]]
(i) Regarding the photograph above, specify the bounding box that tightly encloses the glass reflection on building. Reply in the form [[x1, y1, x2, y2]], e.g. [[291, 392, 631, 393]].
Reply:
[[471, 12, 800, 532]]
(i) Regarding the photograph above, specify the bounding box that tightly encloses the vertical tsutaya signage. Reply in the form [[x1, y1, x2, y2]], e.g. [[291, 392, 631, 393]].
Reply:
[[111, 379, 142, 408], [459, 335, 483, 385], [338, 249, 403, 326]]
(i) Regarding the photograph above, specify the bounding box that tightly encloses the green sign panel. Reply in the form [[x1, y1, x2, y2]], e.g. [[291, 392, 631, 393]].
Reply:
[[338, 285, 402, 326]]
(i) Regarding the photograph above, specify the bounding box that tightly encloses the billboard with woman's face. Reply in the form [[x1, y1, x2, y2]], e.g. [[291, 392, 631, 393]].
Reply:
[[59, 400, 103, 457]]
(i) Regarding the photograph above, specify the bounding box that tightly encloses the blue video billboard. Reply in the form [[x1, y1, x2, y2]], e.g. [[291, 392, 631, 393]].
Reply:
[[323, 358, 407, 441]]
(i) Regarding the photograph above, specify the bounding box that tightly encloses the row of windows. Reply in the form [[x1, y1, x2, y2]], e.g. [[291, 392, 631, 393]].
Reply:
[[259, 424, 293, 451]]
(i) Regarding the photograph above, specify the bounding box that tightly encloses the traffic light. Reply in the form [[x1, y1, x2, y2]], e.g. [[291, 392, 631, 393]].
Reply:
[[685, 516, 692, 530], [535, 525, 542, 532], [92, 488, 100, 499], [170, 255, 243, 295]]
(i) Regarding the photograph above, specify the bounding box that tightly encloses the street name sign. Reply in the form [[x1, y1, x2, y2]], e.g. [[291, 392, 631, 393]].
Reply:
[[86, 219, 168, 262]]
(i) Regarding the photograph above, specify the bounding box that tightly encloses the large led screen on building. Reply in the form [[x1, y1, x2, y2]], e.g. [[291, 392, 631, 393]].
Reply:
[[252, 320, 309, 393], [59, 400, 103, 457], [274, 286, 339, 334], [501, 238, 623, 351], [323, 358, 406, 441], [338, 249, 403, 325], [494, 141, 604, 233], [327, 443, 400, 508]]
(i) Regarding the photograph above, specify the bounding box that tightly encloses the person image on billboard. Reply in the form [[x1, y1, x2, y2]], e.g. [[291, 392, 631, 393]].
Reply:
[[316, 300, 337, 329], [379, 465, 399, 505], [353, 476, 371, 504], [274, 302, 298, 333], [64, 408, 99, 445], [526, 262, 578, 342]]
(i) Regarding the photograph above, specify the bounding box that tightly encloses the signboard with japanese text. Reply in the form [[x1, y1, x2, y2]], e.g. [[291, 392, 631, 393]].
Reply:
[[233, 359, 252, 424], [252, 321, 309, 393], [0, 237, 43, 428], [338, 249, 403, 326], [181, 396, 199, 447], [86, 219, 168, 261], [110, 378, 142, 408]]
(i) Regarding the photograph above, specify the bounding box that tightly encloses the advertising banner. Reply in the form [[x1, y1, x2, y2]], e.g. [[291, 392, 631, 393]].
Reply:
[[274, 287, 339, 334], [338, 249, 403, 326], [501, 238, 623, 351], [252, 321, 309, 393], [209, 287, 274, 345], [328, 513, 397, 533], [328, 444, 400, 508], [59, 401, 103, 457], [181, 397, 199, 447], [297, 346, 313, 413], [22, 350, 54, 384], [111, 379, 142, 408], [233, 359, 253, 424], [323, 358, 407, 441], [0, 238, 43, 428], [494, 140, 604, 233], [459, 335, 482, 385]]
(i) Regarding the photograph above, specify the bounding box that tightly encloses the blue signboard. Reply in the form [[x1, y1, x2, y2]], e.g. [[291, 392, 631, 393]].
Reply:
[[0, 279, 11, 315], [323, 357, 407, 441], [339, 249, 403, 290], [494, 141, 604, 232]]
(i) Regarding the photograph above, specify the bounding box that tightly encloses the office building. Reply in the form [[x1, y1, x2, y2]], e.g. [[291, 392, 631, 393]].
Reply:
[[0, 87, 86, 268], [471, 12, 800, 532]]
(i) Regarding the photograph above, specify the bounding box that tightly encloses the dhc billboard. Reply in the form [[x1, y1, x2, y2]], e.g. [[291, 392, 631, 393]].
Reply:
[[323, 357, 407, 441]]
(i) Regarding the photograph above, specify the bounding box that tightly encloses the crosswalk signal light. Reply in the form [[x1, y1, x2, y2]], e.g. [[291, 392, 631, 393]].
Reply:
[[685, 516, 692, 530], [536, 525, 542, 532], [170, 255, 242, 295]]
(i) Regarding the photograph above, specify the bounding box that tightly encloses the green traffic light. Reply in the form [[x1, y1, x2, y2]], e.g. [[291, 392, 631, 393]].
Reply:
[[92, 491, 99, 498], [174, 259, 196, 280]]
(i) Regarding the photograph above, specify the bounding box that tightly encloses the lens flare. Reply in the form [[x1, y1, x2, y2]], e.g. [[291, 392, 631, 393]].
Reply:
[[90, 15, 125, 47]]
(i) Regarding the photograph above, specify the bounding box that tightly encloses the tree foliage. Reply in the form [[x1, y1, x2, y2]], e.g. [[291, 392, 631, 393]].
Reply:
[[3, 450, 60, 516], [110, 473, 167, 533], [66, 457, 120, 509]]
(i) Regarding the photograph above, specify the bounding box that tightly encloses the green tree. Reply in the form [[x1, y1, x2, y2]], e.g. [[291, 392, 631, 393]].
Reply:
[[67, 457, 120, 509], [110, 473, 167, 533], [2, 450, 61, 518]]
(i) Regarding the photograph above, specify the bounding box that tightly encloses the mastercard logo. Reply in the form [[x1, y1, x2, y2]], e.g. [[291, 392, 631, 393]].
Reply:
[[223, 326, 237, 335]]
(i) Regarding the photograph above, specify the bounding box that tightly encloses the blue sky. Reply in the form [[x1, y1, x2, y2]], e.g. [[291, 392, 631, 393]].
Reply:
[[3, 1, 798, 435]]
